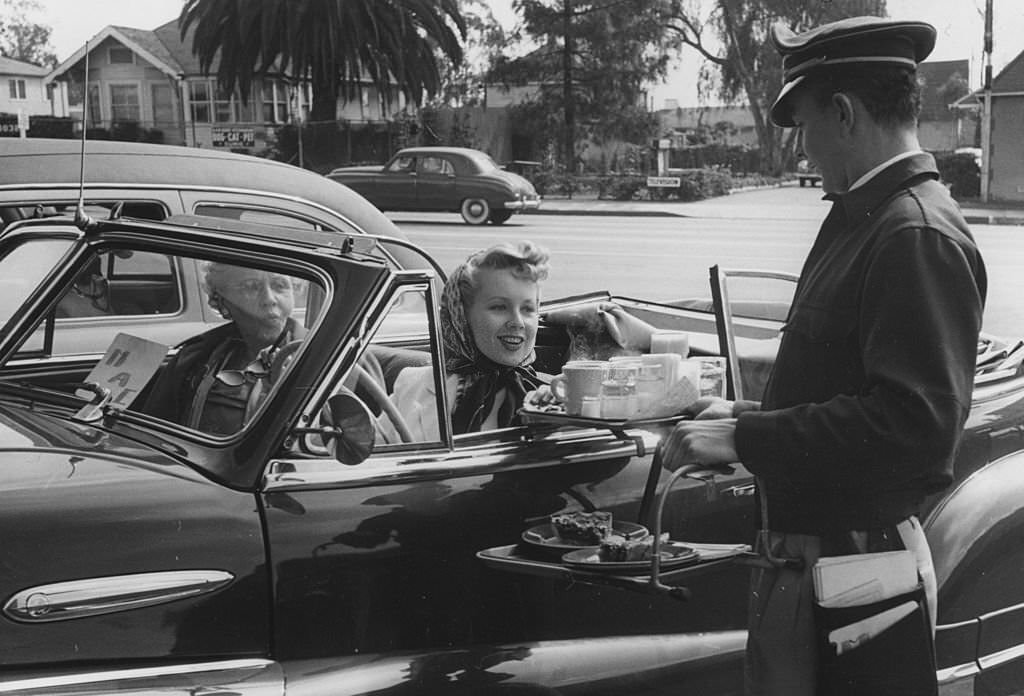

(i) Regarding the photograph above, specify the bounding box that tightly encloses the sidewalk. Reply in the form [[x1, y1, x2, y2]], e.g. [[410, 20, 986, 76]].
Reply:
[[533, 183, 1024, 226]]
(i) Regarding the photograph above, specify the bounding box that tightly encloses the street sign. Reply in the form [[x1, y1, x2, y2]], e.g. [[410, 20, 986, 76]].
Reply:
[[0, 114, 19, 137], [647, 176, 681, 188], [212, 127, 255, 148]]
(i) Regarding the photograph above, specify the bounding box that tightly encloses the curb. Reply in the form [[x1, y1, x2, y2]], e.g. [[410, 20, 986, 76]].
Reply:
[[530, 207, 686, 218], [964, 215, 1024, 227], [529, 209, 1024, 225]]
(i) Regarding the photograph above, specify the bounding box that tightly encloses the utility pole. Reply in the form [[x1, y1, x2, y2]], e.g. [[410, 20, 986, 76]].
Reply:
[[980, 0, 993, 202], [562, 0, 575, 180]]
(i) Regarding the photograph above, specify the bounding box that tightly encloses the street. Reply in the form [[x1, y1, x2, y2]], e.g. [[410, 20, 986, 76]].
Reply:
[[393, 185, 1024, 339]]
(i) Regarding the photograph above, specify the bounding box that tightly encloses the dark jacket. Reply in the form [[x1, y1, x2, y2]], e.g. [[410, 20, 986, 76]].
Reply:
[[735, 153, 987, 534], [143, 319, 306, 433]]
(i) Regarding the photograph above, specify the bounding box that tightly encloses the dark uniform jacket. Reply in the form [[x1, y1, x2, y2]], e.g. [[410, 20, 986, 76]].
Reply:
[[735, 152, 987, 534]]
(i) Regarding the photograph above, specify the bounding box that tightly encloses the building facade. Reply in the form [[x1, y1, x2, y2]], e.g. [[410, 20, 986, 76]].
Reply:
[[0, 56, 58, 137], [45, 19, 404, 154]]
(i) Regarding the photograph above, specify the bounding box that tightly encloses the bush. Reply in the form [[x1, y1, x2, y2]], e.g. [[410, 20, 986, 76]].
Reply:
[[933, 151, 980, 199], [599, 175, 645, 200], [665, 168, 734, 201], [28, 116, 74, 139]]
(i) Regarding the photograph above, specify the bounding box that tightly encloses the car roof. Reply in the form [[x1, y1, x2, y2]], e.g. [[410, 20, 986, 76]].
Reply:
[[395, 146, 492, 159], [0, 138, 400, 238]]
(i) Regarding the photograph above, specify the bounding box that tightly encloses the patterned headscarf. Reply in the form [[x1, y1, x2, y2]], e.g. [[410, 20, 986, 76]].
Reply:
[[441, 243, 549, 434]]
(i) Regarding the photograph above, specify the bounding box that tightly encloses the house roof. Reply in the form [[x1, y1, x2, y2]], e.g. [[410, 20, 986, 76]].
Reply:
[[918, 59, 971, 120], [954, 46, 1024, 109], [46, 24, 182, 82], [991, 48, 1024, 93], [45, 17, 294, 85], [0, 55, 49, 78]]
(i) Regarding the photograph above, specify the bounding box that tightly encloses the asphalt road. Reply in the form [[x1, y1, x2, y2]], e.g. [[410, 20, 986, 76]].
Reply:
[[391, 185, 1023, 339]]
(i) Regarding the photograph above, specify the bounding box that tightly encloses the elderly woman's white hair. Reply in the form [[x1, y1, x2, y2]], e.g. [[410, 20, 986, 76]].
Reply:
[[201, 261, 242, 319]]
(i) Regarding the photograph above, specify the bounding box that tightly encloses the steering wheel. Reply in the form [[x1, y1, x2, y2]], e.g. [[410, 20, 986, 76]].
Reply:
[[351, 355, 415, 444]]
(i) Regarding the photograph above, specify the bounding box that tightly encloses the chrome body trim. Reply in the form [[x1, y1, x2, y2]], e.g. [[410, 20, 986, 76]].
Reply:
[[0, 658, 280, 695], [3, 570, 233, 623], [936, 662, 980, 685], [266, 429, 658, 492], [979, 643, 1024, 672]]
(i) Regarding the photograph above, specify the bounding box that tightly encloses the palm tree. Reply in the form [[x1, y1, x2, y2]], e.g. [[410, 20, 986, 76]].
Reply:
[[180, 0, 466, 124]]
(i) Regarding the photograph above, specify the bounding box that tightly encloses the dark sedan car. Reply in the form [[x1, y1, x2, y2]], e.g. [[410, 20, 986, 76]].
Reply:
[[2, 161, 1024, 695], [328, 146, 542, 225]]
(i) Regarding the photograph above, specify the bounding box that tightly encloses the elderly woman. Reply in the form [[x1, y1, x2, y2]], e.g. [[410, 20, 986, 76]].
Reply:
[[385, 241, 550, 440], [142, 261, 305, 434]]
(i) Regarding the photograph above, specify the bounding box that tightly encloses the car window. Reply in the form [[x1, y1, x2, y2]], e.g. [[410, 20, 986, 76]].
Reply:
[[0, 238, 75, 337], [386, 156, 415, 174], [419, 156, 452, 175], [303, 284, 443, 457], [9, 245, 326, 438], [0, 200, 167, 233], [18, 247, 190, 354], [195, 204, 321, 231]]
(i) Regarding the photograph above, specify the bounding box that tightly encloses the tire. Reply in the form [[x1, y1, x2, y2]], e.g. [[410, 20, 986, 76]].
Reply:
[[460, 198, 490, 225], [489, 210, 513, 225], [799, 178, 806, 187]]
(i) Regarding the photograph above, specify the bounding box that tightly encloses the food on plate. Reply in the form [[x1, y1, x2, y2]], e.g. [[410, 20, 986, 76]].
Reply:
[[599, 532, 670, 562], [551, 511, 613, 544]]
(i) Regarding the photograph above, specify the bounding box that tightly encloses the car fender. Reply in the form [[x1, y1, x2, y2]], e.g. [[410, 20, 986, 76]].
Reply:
[[926, 450, 1024, 598], [460, 177, 517, 206], [281, 633, 746, 695]]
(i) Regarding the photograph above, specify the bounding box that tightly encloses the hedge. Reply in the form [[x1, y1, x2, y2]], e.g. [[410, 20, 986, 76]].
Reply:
[[933, 151, 980, 199]]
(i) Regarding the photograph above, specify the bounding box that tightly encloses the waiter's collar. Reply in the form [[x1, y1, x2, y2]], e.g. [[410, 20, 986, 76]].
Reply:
[[823, 151, 939, 228], [848, 150, 924, 191]]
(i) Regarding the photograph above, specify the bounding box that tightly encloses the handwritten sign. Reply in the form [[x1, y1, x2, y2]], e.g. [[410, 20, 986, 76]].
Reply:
[[77, 333, 168, 411]]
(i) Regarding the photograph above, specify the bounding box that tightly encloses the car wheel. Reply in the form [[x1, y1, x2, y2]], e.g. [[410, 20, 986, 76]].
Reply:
[[460, 198, 491, 225], [489, 210, 513, 225], [799, 178, 806, 187]]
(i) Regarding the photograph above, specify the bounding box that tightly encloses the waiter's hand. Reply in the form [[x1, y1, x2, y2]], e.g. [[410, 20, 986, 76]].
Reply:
[[684, 396, 734, 420], [661, 418, 738, 471]]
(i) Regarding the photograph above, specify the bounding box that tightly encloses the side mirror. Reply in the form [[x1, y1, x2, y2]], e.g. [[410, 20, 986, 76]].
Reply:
[[320, 393, 375, 465]]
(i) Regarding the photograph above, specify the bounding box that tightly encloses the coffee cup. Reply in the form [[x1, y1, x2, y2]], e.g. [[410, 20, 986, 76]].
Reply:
[[550, 361, 608, 416]]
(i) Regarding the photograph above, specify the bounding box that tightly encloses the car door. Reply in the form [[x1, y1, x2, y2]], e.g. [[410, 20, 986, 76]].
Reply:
[[414, 155, 457, 211], [262, 276, 757, 693], [374, 154, 418, 211]]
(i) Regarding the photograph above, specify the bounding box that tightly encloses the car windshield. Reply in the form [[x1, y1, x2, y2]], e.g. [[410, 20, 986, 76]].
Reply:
[[0, 237, 75, 337], [0, 235, 332, 439]]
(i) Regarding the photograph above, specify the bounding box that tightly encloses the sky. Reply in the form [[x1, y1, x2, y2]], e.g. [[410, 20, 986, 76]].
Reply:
[[31, 0, 1024, 108]]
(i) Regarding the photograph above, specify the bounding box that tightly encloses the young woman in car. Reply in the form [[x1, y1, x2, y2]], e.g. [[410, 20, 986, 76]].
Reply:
[[382, 241, 550, 441]]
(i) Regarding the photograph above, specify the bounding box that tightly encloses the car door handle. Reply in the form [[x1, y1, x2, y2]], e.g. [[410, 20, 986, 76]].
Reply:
[[724, 484, 756, 497]]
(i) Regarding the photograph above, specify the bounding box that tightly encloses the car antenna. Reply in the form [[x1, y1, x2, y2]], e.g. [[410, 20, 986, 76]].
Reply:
[[74, 40, 95, 231]]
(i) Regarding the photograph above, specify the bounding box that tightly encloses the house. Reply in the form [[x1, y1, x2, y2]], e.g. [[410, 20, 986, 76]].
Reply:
[[916, 59, 973, 151], [45, 18, 405, 154], [654, 105, 758, 148], [956, 48, 1024, 203], [0, 56, 59, 137]]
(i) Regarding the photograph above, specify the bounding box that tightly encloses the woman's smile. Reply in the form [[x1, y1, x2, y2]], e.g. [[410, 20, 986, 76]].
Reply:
[[467, 267, 539, 367]]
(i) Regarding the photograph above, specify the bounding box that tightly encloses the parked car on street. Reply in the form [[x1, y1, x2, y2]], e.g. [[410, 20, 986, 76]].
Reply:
[[327, 146, 542, 225], [796, 157, 822, 187], [1, 145, 1024, 695]]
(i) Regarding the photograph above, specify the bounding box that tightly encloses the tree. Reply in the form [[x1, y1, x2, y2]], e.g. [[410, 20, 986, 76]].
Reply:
[[179, 0, 467, 124], [0, 0, 57, 67], [661, 0, 887, 174], [490, 0, 677, 170], [432, 0, 508, 108]]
